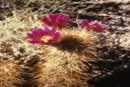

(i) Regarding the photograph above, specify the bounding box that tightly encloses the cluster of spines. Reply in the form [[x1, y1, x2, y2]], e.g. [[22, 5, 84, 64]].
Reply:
[[30, 28, 98, 87], [0, 29, 97, 87], [0, 58, 26, 87]]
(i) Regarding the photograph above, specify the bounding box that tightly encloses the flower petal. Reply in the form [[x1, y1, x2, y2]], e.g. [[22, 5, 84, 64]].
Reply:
[[80, 19, 110, 32], [40, 13, 70, 28], [27, 27, 61, 45]]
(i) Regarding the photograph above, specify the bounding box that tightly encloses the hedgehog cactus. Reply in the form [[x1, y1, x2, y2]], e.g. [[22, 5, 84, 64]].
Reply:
[[30, 28, 98, 87], [0, 58, 25, 87]]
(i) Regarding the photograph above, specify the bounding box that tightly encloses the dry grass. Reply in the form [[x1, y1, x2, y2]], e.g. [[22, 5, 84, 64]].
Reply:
[[0, 0, 61, 20]]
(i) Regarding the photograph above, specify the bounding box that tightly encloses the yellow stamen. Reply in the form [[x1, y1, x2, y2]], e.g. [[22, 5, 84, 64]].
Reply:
[[41, 35, 53, 42]]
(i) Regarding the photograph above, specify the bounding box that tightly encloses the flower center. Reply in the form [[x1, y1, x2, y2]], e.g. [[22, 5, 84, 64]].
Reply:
[[41, 35, 53, 42]]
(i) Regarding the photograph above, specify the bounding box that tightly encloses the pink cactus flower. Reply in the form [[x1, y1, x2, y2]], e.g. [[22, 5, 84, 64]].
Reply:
[[79, 19, 110, 32], [27, 27, 60, 45], [79, 19, 90, 28], [40, 13, 70, 28]]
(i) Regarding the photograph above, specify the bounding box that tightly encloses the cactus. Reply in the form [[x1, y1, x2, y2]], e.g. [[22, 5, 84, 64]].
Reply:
[[0, 58, 25, 87], [31, 28, 98, 87]]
